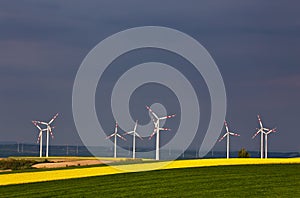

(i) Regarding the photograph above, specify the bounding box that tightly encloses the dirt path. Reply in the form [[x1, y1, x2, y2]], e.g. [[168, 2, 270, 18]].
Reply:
[[0, 169, 11, 173], [32, 160, 113, 169]]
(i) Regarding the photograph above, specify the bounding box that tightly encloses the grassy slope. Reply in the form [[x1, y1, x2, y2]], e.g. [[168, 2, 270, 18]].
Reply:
[[0, 164, 299, 197]]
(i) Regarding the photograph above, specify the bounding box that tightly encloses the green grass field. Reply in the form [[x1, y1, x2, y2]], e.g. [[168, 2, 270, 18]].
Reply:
[[0, 164, 299, 197]]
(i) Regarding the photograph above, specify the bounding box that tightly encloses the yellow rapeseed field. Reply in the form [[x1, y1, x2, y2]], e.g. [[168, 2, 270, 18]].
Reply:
[[1, 158, 300, 186]]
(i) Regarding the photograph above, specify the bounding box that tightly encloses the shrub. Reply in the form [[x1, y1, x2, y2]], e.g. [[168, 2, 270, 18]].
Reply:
[[0, 159, 37, 170], [238, 148, 250, 158]]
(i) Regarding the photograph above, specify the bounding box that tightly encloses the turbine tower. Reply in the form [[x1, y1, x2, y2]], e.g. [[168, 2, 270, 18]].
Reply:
[[146, 105, 176, 161], [218, 121, 240, 159], [252, 115, 275, 159], [106, 122, 126, 158], [33, 113, 58, 157], [124, 120, 143, 159]]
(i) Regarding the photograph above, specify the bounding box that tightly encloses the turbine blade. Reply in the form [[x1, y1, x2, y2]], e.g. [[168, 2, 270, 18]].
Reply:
[[229, 132, 240, 136], [135, 132, 143, 140], [49, 113, 59, 124], [146, 105, 159, 119], [124, 131, 134, 135], [149, 114, 157, 123], [159, 114, 176, 120], [266, 128, 276, 134], [49, 127, 54, 139], [257, 115, 263, 128], [35, 121, 48, 125], [252, 129, 262, 139], [134, 120, 138, 132], [218, 133, 227, 142], [224, 121, 229, 133], [32, 121, 42, 130], [106, 133, 115, 139], [149, 129, 157, 140], [36, 131, 42, 143], [114, 122, 118, 134], [159, 128, 171, 131], [117, 134, 126, 141]]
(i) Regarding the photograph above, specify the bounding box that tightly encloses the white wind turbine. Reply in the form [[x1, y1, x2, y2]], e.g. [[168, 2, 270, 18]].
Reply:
[[33, 113, 58, 157], [252, 115, 275, 159], [218, 121, 240, 159], [32, 121, 48, 157], [106, 122, 126, 158], [146, 105, 176, 161], [124, 120, 143, 159], [264, 128, 276, 158]]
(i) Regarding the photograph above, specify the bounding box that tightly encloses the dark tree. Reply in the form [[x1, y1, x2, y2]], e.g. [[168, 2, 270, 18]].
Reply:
[[238, 148, 250, 158]]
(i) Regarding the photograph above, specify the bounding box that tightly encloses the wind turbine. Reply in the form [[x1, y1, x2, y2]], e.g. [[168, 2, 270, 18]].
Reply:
[[33, 113, 58, 157], [264, 128, 276, 158], [124, 120, 143, 159], [252, 115, 275, 159], [146, 105, 176, 161], [106, 122, 126, 158], [218, 121, 240, 159], [32, 121, 48, 157]]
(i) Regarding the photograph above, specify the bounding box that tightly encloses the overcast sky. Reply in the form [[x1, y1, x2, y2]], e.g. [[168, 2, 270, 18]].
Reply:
[[0, 1, 300, 152]]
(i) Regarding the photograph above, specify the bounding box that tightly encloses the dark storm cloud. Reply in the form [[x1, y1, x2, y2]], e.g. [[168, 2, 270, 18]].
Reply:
[[0, 0, 299, 152]]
